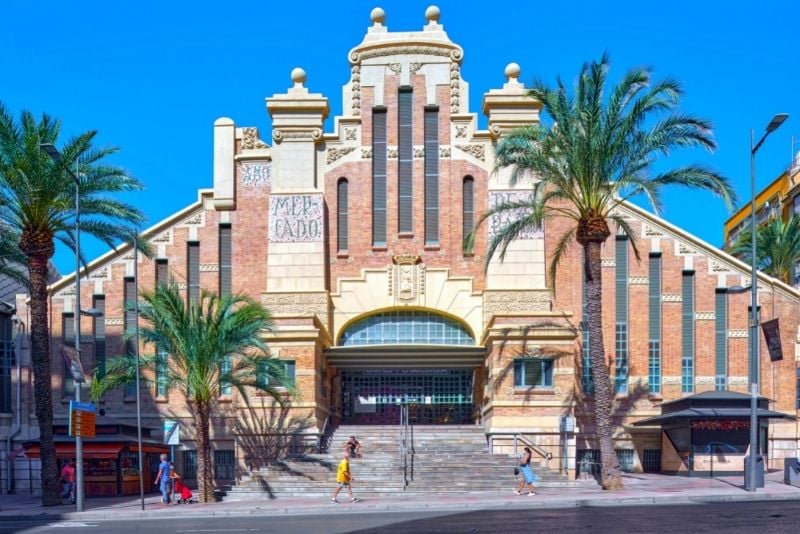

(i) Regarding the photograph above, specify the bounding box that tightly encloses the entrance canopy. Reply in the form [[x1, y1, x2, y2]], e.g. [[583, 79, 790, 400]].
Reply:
[[325, 345, 486, 369]]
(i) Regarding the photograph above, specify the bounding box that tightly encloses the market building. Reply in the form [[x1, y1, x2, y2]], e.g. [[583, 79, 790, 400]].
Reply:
[[5, 6, 800, 492]]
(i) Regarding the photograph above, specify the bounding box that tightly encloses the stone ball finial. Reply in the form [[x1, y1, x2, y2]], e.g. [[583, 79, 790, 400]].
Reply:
[[291, 67, 306, 86], [371, 7, 386, 24], [505, 62, 521, 80], [425, 5, 440, 22]]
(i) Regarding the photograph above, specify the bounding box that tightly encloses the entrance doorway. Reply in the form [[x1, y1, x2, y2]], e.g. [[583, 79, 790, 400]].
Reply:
[[341, 369, 474, 425]]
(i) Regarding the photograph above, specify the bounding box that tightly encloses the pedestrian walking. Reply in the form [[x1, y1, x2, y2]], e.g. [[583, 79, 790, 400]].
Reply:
[[154, 453, 171, 505], [514, 447, 538, 496], [331, 453, 360, 504], [345, 435, 362, 459], [60, 459, 75, 504]]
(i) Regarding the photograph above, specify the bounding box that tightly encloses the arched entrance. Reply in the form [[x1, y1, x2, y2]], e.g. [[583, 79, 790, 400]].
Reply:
[[327, 310, 485, 425]]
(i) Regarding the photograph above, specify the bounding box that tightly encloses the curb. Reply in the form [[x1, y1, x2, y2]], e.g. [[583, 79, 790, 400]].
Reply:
[[3, 490, 800, 522]]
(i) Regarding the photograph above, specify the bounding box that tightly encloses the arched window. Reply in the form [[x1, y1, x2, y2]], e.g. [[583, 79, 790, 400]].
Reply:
[[462, 176, 474, 253], [337, 178, 349, 252], [340, 310, 474, 346]]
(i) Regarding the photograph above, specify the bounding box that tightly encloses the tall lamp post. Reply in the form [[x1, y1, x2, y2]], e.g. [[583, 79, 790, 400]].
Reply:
[[746, 113, 789, 492], [41, 144, 102, 512], [132, 230, 144, 511]]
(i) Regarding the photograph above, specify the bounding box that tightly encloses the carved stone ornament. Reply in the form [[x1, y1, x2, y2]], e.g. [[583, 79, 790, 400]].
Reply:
[[349, 45, 462, 64], [600, 258, 616, 267], [676, 241, 697, 255], [643, 224, 664, 237], [454, 144, 485, 161], [392, 254, 421, 302], [104, 317, 124, 326], [413, 146, 425, 158], [409, 62, 423, 74], [440, 146, 451, 158], [728, 330, 749, 338], [272, 129, 323, 143], [351, 65, 361, 116], [344, 127, 357, 141], [661, 294, 682, 303], [388, 63, 402, 75], [326, 146, 356, 164], [482, 290, 553, 325], [150, 229, 173, 244], [387, 147, 399, 159], [629, 277, 649, 285], [180, 211, 205, 227], [241, 127, 269, 150], [695, 312, 716, 320], [361, 148, 372, 159], [200, 264, 220, 273], [710, 260, 733, 273], [455, 125, 468, 138], [450, 62, 461, 114], [662, 376, 682, 385], [88, 266, 110, 280]]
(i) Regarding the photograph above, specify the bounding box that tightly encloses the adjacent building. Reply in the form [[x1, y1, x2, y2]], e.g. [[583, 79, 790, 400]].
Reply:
[[4, 6, 800, 492]]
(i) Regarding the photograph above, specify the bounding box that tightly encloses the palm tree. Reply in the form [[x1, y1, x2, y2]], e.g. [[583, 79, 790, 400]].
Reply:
[[727, 215, 800, 285], [0, 226, 28, 287], [91, 283, 292, 503], [475, 55, 736, 490], [0, 103, 145, 506]]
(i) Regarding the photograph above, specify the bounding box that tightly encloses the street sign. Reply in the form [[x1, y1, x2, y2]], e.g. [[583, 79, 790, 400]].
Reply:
[[62, 347, 86, 383], [69, 401, 97, 438], [560, 416, 575, 433], [163, 419, 180, 446]]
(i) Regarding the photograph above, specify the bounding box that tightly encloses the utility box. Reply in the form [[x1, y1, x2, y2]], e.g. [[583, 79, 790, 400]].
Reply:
[[744, 455, 765, 489]]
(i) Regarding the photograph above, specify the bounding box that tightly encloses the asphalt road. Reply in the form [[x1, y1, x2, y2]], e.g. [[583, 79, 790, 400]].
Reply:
[[2, 500, 798, 534]]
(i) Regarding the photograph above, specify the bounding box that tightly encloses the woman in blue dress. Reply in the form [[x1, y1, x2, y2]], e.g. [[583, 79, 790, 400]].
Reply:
[[515, 447, 538, 496]]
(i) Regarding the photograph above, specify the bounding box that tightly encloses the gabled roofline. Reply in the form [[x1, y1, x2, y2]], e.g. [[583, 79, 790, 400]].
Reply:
[[48, 189, 214, 295], [618, 199, 800, 300]]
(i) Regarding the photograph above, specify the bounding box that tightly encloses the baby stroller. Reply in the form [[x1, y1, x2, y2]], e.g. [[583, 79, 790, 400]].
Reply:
[[173, 479, 195, 504]]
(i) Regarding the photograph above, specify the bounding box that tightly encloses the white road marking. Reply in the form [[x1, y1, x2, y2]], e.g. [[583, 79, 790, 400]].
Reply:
[[48, 522, 99, 528]]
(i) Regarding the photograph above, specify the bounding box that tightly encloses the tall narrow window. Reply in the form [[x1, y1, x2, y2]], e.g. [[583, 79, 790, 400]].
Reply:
[[62, 312, 75, 397], [93, 295, 106, 380], [398, 88, 413, 233], [337, 178, 349, 252], [187, 241, 200, 306], [123, 276, 137, 397], [715, 289, 728, 391], [372, 108, 387, 247], [220, 355, 232, 396], [424, 106, 439, 246], [681, 270, 695, 393], [462, 176, 474, 253], [219, 224, 232, 297], [155, 259, 169, 286], [581, 252, 593, 395], [648, 253, 662, 394], [615, 236, 629, 395]]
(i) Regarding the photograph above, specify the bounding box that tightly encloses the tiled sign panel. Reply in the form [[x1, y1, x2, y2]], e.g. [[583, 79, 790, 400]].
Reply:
[[269, 194, 324, 242]]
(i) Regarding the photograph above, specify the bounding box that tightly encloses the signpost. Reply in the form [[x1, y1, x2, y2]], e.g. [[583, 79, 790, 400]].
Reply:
[[164, 420, 180, 462], [69, 401, 97, 438]]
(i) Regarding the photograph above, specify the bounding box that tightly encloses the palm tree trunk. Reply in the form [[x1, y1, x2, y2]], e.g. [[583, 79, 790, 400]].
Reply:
[[195, 400, 214, 503], [27, 252, 61, 505], [584, 240, 624, 490]]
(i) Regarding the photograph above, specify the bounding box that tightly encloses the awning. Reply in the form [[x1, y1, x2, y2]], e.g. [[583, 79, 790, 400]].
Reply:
[[129, 444, 170, 454], [25, 443, 124, 459], [633, 407, 795, 426], [325, 345, 487, 369]]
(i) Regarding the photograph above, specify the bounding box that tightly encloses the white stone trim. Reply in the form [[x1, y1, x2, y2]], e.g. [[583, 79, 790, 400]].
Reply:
[[695, 312, 715, 320], [662, 294, 682, 303], [728, 330, 749, 338], [601, 258, 616, 267], [629, 277, 649, 285]]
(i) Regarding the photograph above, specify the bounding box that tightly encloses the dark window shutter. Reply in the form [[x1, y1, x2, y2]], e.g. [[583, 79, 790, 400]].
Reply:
[[93, 295, 106, 379], [648, 253, 662, 393], [681, 270, 695, 393], [62, 312, 75, 396], [155, 259, 169, 286], [398, 89, 413, 233], [372, 109, 387, 246], [187, 241, 200, 306], [219, 224, 232, 296], [614, 236, 629, 394], [462, 176, 474, 252], [424, 107, 439, 246], [124, 276, 138, 397], [337, 179, 349, 252], [715, 289, 728, 390]]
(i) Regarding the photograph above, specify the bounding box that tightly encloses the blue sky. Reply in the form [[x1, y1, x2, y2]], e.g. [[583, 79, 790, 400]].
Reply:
[[2, 0, 799, 274]]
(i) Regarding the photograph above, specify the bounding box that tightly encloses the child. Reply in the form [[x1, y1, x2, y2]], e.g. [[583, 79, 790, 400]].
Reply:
[[331, 453, 359, 503]]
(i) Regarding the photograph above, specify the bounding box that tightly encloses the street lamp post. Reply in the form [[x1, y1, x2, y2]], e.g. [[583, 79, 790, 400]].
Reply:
[[746, 113, 789, 492], [132, 231, 144, 511]]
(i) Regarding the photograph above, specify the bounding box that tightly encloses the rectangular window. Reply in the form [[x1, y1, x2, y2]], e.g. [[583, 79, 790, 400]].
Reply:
[[214, 450, 235, 481], [462, 177, 474, 254], [715, 289, 728, 391], [219, 224, 232, 297], [183, 450, 197, 479], [372, 108, 387, 247], [681, 270, 695, 393], [257, 360, 296, 389], [615, 449, 635, 473], [424, 106, 439, 246], [615, 236, 628, 394], [123, 277, 137, 397], [187, 241, 200, 306], [156, 347, 168, 397], [581, 252, 593, 395], [62, 312, 75, 397], [513, 359, 554, 388], [648, 253, 662, 394], [220, 355, 232, 396], [155, 259, 169, 286], [337, 179, 349, 252], [398, 88, 413, 234], [643, 449, 662, 472], [92, 295, 106, 380], [577, 449, 601, 478]]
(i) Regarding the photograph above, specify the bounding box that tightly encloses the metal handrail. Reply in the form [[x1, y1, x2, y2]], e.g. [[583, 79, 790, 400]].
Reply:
[[399, 403, 410, 489], [317, 415, 330, 453], [512, 433, 553, 465]]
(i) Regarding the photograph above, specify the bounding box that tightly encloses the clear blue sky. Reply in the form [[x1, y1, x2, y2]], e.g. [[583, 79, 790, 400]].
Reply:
[[3, 0, 798, 274]]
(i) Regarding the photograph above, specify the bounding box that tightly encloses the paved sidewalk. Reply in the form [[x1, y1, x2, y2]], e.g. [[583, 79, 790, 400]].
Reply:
[[1, 471, 799, 522]]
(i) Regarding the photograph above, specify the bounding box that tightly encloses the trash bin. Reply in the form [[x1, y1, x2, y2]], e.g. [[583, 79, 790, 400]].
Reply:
[[744, 455, 765, 489]]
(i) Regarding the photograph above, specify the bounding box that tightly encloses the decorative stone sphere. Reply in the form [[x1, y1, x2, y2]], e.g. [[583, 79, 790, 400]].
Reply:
[[291, 67, 306, 85], [425, 5, 440, 22], [505, 62, 521, 80], [370, 7, 386, 24]]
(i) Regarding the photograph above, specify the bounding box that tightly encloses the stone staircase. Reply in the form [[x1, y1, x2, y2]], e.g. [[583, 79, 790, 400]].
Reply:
[[223, 424, 593, 500]]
